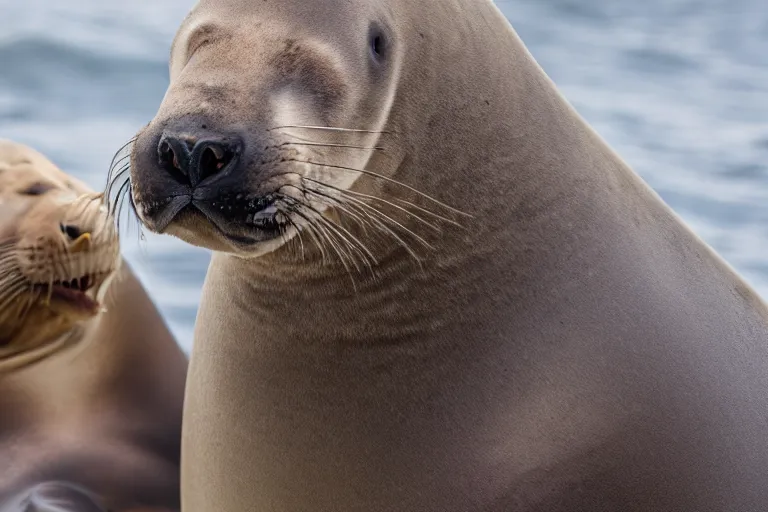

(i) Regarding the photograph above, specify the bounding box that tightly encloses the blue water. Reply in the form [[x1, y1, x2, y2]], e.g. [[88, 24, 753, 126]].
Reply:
[[1, 0, 766, 353]]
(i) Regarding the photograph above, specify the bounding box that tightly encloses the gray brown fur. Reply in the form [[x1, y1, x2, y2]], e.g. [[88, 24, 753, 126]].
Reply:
[[128, 0, 768, 510], [0, 141, 186, 512]]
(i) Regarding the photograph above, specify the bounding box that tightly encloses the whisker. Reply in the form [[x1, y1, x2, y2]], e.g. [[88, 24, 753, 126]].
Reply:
[[300, 201, 377, 268], [305, 190, 373, 236], [105, 138, 137, 193], [300, 218, 329, 264], [17, 286, 40, 322], [268, 125, 391, 135], [302, 182, 434, 251], [300, 208, 356, 275], [111, 179, 132, 232], [0, 281, 29, 312], [0, 274, 25, 292], [127, 188, 146, 245], [0, 253, 18, 265], [303, 178, 445, 232], [284, 205, 335, 267], [318, 221, 359, 273], [107, 154, 131, 181], [284, 189, 423, 265], [104, 135, 137, 219], [108, 136, 137, 167], [282, 184, 371, 236], [298, 205, 361, 272], [106, 164, 131, 201], [278, 141, 385, 152], [286, 217, 306, 262], [106, 136, 137, 173], [68, 194, 98, 223], [46, 270, 53, 304], [106, 163, 131, 198], [288, 159, 472, 218], [340, 202, 423, 264]]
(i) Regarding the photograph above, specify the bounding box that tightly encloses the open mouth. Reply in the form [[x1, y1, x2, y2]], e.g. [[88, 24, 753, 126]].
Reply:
[[34, 275, 104, 314]]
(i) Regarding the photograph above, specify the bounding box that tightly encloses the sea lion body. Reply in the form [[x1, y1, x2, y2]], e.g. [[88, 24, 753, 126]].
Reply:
[[0, 140, 186, 512], [128, 0, 768, 510]]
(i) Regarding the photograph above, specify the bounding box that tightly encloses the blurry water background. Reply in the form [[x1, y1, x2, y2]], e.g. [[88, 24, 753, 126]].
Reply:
[[1, 0, 766, 353]]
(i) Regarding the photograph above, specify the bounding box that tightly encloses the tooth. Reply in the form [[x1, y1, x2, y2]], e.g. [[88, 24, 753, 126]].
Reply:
[[96, 273, 116, 303]]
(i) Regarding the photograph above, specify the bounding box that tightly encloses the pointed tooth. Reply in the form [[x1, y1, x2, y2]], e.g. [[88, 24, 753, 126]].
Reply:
[[96, 273, 115, 303]]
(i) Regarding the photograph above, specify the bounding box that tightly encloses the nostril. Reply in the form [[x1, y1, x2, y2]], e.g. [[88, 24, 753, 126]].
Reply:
[[159, 140, 176, 168], [198, 142, 236, 182], [157, 133, 197, 181], [158, 138, 183, 177], [60, 223, 82, 240], [156, 131, 241, 186]]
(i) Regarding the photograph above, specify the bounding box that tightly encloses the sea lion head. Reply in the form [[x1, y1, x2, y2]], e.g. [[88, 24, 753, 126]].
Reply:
[[0, 140, 120, 367], [126, 0, 421, 258]]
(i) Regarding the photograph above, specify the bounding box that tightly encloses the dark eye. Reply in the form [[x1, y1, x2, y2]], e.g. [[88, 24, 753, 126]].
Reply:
[[20, 182, 54, 196], [371, 35, 384, 56], [369, 28, 388, 62]]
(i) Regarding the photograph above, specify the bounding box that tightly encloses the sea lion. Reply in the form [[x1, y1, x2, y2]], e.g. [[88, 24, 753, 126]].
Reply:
[[0, 140, 186, 512], [125, 0, 768, 510]]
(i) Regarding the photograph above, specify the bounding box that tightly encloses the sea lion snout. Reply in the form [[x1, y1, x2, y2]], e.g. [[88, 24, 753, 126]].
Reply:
[[157, 130, 242, 189], [131, 116, 294, 253], [124, 0, 403, 258]]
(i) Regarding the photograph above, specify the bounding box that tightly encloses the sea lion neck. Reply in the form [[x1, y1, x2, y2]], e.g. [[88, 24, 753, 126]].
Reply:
[[376, 2, 629, 251]]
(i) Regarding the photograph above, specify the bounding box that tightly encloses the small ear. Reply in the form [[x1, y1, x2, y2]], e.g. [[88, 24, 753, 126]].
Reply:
[[0, 481, 106, 512]]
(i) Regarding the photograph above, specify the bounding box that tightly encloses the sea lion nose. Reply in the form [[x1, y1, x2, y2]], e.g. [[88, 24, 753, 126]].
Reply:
[[60, 223, 83, 240], [157, 131, 242, 187], [60, 223, 92, 252]]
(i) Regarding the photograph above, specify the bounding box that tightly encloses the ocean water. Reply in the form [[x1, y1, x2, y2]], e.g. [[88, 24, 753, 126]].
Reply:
[[1, 0, 766, 353]]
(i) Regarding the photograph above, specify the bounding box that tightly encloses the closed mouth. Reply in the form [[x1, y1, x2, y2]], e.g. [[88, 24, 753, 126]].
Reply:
[[195, 198, 287, 245], [148, 192, 289, 246]]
